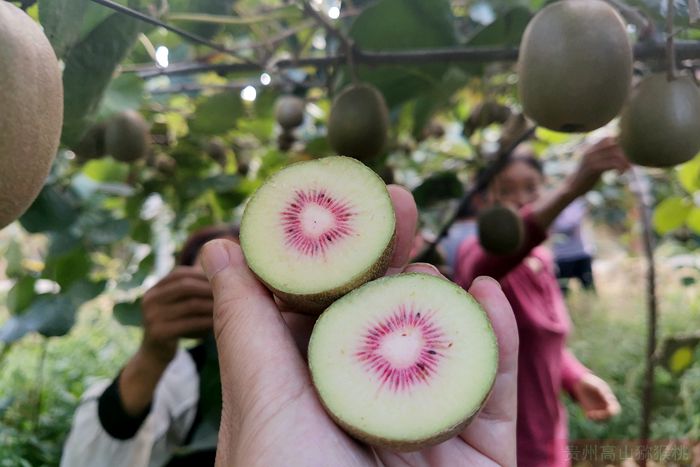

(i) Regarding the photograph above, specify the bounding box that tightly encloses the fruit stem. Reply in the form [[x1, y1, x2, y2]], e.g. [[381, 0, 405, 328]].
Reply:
[[300, 1, 360, 84], [666, 0, 677, 81]]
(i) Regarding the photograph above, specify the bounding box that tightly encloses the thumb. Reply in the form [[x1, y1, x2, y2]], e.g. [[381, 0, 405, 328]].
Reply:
[[199, 239, 308, 407]]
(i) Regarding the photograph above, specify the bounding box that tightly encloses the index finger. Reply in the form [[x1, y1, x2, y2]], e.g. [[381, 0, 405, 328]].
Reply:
[[387, 184, 418, 271]]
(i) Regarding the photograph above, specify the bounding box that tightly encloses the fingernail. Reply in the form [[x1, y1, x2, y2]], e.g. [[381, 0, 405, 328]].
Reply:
[[404, 263, 440, 275], [473, 276, 501, 289], [200, 240, 231, 280]]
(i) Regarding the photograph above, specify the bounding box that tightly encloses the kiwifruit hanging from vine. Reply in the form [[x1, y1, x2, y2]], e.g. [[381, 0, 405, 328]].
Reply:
[[477, 205, 524, 256], [104, 110, 150, 162], [206, 138, 228, 167], [0, 1, 63, 229], [327, 84, 389, 161], [73, 122, 107, 161], [619, 73, 700, 168], [518, 0, 632, 133], [275, 95, 305, 130]]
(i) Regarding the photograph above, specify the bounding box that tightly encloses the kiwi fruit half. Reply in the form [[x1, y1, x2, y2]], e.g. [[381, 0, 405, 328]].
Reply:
[[308, 273, 498, 451], [240, 156, 396, 312]]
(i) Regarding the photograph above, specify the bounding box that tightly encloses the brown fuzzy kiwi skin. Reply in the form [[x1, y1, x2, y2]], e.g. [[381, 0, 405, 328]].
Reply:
[[317, 382, 495, 452], [478, 205, 525, 256], [254, 230, 396, 314]]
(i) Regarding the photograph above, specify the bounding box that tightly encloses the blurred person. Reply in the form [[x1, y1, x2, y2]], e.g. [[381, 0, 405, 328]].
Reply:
[[455, 139, 625, 467], [61, 225, 238, 467], [437, 191, 485, 278], [551, 197, 596, 294]]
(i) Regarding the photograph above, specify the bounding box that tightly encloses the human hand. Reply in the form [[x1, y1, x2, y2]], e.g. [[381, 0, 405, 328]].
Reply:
[[572, 373, 621, 421], [140, 266, 214, 363], [200, 185, 520, 467], [567, 137, 631, 197]]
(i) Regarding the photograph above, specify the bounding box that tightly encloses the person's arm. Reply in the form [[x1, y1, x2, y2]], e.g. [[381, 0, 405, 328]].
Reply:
[[456, 137, 630, 287], [563, 348, 622, 421], [561, 348, 590, 397], [117, 267, 213, 418]]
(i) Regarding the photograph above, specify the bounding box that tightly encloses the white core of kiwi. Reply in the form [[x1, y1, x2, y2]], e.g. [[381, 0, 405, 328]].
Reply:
[[308, 273, 499, 450], [240, 156, 395, 296]]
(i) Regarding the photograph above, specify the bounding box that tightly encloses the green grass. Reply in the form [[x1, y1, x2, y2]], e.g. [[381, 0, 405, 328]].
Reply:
[[0, 302, 139, 467], [564, 259, 700, 465]]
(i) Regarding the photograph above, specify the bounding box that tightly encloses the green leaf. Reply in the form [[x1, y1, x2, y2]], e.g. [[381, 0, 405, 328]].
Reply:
[[65, 279, 106, 304], [0, 295, 73, 343], [412, 171, 464, 208], [167, 0, 235, 39], [179, 336, 220, 453], [81, 158, 130, 183], [184, 175, 242, 199], [652, 196, 692, 235], [4, 241, 25, 279], [687, 207, 700, 235], [61, 12, 145, 147], [19, 185, 79, 234], [190, 92, 244, 135], [347, 0, 457, 108], [87, 217, 131, 246], [6, 277, 37, 315], [460, 7, 531, 75], [97, 73, 145, 119], [113, 300, 142, 326], [43, 244, 91, 289], [465, 6, 531, 46], [0, 279, 106, 343], [38, 0, 89, 58], [677, 154, 700, 194]]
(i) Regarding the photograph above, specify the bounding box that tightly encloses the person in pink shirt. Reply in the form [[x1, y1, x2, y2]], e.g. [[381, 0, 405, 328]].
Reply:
[[455, 137, 627, 467]]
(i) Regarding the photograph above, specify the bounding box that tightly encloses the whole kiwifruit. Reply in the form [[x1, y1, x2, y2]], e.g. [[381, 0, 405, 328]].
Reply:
[[518, 0, 632, 133], [73, 122, 107, 161], [477, 206, 524, 256], [619, 73, 700, 168], [104, 110, 150, 162], [327, 84, 389, 161], [0, 2, 63, 229], [206, 138, 228, 167], [275, 95, 305, 130], [240, 156, 396, 313]]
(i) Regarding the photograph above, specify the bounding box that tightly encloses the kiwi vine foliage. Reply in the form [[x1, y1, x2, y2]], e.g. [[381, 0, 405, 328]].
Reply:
[[1, 0, 700, 465]]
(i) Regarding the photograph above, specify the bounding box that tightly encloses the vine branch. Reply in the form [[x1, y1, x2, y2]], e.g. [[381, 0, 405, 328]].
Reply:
[[667, 0, 677, 81], [86, 0, 259, 67], [629, 168, 658, 467], [300, 1, 360, 83], [127, 40, 700, 78]]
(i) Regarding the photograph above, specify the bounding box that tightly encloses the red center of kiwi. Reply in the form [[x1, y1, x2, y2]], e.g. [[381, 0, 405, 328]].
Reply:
[[280, 189, 355, 256], [356, 305, 447, 392]]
